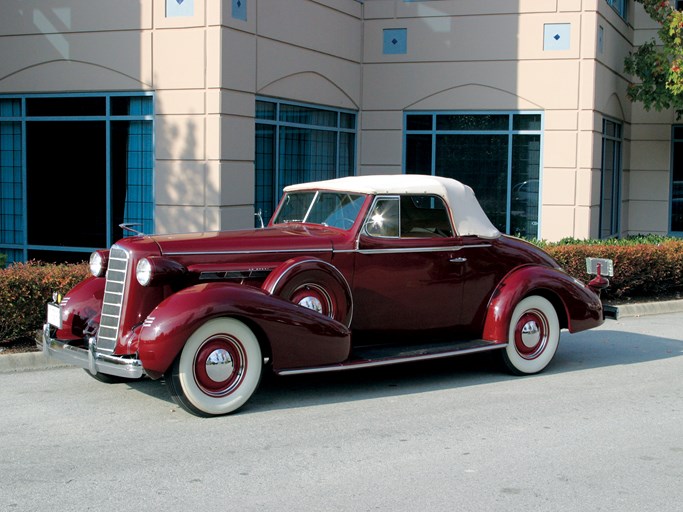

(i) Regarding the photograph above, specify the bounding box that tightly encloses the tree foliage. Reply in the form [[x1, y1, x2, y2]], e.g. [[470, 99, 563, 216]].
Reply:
[[624, 1, 683, 117]]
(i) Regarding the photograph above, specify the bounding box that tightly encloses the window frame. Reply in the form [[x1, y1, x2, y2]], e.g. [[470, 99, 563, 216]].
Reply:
[[670, 125, 683, 235], [254, 97, 357, 227], [0, 92, 154, 263], [403, 110, 544, 238], [599, 118, 623, 239]]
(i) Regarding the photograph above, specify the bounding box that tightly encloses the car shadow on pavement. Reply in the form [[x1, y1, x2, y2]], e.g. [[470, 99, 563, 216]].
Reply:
[[123, 328, 683, 417]]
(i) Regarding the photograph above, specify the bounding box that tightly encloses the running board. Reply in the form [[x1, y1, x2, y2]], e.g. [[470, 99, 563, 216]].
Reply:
[[276, 339, 506, 376]]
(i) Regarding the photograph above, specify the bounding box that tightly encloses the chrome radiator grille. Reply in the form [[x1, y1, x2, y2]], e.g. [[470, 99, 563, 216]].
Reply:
[[96, 245, 129, 354]]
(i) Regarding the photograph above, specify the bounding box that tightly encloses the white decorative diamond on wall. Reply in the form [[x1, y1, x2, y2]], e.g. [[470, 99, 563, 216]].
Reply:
[[166, 0, 194, 18], [543, 23, 571, 51]]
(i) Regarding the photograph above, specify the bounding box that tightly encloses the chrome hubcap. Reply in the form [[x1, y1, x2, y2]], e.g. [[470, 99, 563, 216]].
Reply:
[[520, 320, 541, 348], [298, 295, 324, 314], [205, 348, 235, 382]]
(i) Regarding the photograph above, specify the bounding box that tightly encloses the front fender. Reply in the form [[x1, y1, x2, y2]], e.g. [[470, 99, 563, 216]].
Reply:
[[482, 265, 603, 343], [56, 276, 105, 340], [137, 283, 351, 375]]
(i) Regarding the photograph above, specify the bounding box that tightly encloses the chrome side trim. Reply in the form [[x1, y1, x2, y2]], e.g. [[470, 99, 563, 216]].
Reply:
[[354, 243, 491, 255], [43, 324, 144, 379], [166, 244, 491, 258], [276, 342, 506, 376], [165, 247, 331, 257]]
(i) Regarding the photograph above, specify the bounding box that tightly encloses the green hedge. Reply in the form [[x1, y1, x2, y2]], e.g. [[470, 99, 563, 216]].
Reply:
[[0, 261, 89, 342], [536, 236, 683, 300]]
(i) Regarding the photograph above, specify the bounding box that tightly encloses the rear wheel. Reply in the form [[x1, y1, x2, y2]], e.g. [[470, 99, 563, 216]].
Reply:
[[167, 318, 262, 416], [263, 259, 353, 327], [501, 295, 560, 375]]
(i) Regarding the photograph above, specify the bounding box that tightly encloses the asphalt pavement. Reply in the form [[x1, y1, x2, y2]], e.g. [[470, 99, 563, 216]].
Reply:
[[1, 304, 682, 511]]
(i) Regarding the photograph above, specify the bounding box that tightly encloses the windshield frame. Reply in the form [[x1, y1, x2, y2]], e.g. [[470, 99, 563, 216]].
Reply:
[[271, 190, 368, 231]]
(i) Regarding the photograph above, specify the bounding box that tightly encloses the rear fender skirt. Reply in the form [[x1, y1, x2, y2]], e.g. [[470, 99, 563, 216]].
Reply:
[[482, 265, 603, 343], [137, 283, 351, 375]]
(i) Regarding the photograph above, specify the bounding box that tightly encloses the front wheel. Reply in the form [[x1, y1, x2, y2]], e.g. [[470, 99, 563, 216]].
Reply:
[[501, 295, 560, 375], [167, 318, 262, 417]]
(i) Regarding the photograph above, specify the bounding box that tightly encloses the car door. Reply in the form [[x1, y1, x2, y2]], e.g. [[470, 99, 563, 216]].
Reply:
[[350, 195, 466, 335]]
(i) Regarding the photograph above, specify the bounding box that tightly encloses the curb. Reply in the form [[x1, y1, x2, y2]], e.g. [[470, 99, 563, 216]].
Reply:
[[604, 298, 683, 320], [0, 350, 71, 374], [2, 299, 683, 374]]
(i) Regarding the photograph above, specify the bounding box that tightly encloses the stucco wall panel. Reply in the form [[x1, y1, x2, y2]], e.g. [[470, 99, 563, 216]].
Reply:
[[394, 0, 558, 17], [217, 206, 255, 231], [363, 62, 550, 111], [573, 206, 598, 239], [156, 206, 209, 234], [629, 170, 670, 202], [206, 161, 254, 207], [0, 61, 145, 93], [541, 205, 576, 240], [156, 115, 205, 161], [362, 111, 402, 130], [216, 115, 255, 162], [360, 130, 402, 167], [630, 140, 670, 171], [544, 110, 579, 131], [156, 90, 206, 115], [153, 28, 205, 89], [257, 39, 360, 109], [575, 169, 601, 207], [543, 169, 577, 206], [0, 31, 152, 91], [628, 200, 669, 233], [221, 29, 256, 93], [0, 0, 151, 35], [543, 131, 578, 168], [257, 0, 361, 62], [156, 161, 206, 207]]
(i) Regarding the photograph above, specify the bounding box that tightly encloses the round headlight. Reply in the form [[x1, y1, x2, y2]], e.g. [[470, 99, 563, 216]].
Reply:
[[89, 251, 107, 277], [136, 258, 153, 286]]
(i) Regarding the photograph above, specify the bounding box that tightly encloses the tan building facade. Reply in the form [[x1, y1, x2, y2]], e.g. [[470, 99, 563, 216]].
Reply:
[[0, 0, 679, 263]]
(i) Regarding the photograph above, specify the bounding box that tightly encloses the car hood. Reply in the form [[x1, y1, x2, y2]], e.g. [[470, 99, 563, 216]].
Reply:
[[147, 224, 349, 256]]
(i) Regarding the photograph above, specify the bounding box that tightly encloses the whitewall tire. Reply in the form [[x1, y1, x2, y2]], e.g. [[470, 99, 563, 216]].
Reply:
[[168, 318, 262, 416], [501, 295, 560, 375]]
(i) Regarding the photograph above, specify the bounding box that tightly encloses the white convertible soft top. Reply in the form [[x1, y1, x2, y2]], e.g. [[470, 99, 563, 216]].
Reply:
[[284, 174, 501, 238]]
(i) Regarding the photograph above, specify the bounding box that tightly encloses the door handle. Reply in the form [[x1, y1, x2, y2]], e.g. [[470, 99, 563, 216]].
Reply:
[[450, 257, 467, 263]]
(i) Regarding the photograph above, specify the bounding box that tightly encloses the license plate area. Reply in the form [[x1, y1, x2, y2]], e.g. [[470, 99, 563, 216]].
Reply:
[[47, 302, 62, 330]]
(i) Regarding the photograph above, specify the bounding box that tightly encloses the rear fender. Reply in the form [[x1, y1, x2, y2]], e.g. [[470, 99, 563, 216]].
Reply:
[[482, 265, 603, 343], [137, 282, 351, 375]]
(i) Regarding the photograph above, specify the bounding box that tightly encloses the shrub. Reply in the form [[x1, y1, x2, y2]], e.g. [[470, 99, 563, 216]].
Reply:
[[0, 261, 89, 342], [538, 237, 683, 300]]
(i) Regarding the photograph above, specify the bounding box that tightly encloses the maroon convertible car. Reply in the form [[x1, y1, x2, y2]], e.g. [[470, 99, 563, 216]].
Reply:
[[44, 175, 608, 416]]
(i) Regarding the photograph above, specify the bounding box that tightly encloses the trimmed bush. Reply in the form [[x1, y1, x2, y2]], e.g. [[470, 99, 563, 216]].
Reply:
[[0, 261, 89, 342], [538, 237, 683, 300]]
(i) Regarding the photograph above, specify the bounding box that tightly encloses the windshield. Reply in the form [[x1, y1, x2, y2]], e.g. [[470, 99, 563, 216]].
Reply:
[[272, 191, 366, 230]]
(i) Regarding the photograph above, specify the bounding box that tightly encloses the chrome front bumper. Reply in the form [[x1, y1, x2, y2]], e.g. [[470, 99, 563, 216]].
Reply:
[[42, 324, 145, 379]]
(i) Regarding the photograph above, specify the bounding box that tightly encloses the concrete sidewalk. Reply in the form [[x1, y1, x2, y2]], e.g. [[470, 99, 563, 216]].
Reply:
[[2, 298, 682, 374]]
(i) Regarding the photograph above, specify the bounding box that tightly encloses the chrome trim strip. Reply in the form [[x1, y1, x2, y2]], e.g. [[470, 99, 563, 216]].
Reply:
[[166, 244, 491, 257], [43, 324, 144, 379], [276, 343, 506, 376], [164, 247, 331, 257]]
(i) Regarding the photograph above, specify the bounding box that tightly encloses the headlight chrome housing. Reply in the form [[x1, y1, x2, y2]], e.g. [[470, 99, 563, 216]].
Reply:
[[136, 258, 153, 286], [89, 250, 109, 278], [136, 257, 185, 287]]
